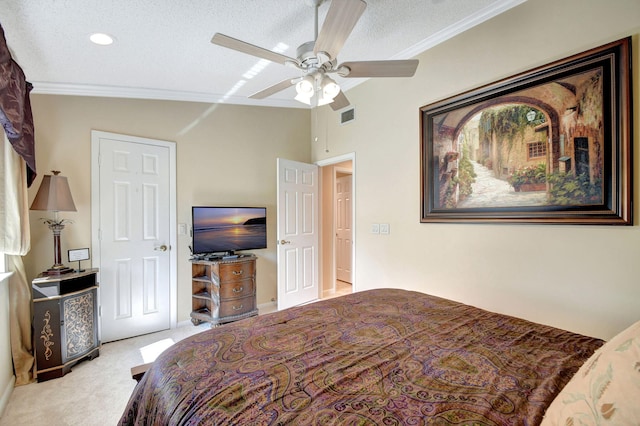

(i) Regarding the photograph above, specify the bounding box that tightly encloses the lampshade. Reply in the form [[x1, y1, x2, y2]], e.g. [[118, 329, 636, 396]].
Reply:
[[316, 92, 334, 106], [295, 75, 315, 98], [294, 93, 312, 105], [321, 76, 340, 99], [30, 171, 77, 212]]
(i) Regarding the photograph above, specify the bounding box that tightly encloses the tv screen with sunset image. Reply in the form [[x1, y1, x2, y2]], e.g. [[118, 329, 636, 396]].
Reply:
[[192, 206, 267, 255]]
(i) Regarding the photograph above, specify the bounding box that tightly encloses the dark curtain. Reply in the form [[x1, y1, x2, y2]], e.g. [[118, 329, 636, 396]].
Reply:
[[0, 24, 36, 186]]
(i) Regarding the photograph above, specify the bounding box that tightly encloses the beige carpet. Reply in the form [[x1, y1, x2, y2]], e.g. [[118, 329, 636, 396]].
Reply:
[[0, 323, 209, 426]]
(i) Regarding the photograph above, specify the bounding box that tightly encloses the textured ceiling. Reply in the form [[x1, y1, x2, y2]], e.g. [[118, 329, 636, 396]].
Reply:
[[1, 0, 524, 108]]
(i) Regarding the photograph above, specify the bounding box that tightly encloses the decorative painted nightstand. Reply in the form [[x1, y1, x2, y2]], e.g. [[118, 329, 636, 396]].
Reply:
[[32, 269, 100, 382]]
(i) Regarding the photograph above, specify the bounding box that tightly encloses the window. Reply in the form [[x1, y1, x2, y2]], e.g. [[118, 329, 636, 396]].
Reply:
[[527, 140, 546, 159]]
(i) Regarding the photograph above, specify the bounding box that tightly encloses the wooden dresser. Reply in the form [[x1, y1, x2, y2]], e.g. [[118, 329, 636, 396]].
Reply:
[[190, 255, 258, 326]]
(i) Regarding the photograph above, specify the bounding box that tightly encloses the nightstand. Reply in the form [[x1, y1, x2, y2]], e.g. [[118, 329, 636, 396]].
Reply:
[[32, 268, 100, 382]]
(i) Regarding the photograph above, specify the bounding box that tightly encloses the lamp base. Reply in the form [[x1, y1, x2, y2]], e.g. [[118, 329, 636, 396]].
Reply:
[[44, 265, 74, 276]]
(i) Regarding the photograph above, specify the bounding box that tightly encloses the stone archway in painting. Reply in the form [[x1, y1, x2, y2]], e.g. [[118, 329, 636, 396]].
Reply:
[[431, 70, 605, 209], [435, 98, 558, 208], [453, 97, 558, 177]]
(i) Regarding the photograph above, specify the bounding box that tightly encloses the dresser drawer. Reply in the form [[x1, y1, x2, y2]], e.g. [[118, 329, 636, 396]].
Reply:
[[219, 295, 255, 318], [220, 279, 254, 299], [219, 262, 255, 282]]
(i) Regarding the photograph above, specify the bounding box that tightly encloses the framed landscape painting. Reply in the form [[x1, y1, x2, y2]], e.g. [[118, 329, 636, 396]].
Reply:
[[420, 37, 632, 225]]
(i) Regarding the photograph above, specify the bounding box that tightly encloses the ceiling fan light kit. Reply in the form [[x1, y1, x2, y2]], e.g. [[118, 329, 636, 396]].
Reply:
[[211, 0, 419, 110], [294, 72, 340, 107]]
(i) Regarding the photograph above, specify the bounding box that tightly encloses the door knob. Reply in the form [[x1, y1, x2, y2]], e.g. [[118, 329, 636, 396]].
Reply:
[[279, 240, 291, 245], [154, 244, 168, 252]]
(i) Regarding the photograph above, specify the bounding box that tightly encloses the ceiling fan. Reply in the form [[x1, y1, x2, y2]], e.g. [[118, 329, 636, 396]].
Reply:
[[211, 0, 419, 110]]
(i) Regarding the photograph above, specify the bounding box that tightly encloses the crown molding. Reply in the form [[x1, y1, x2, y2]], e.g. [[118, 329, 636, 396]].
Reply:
[[335, 0, 527, 94], [30, 82, 306, 109], [393, 0, 527, 60]]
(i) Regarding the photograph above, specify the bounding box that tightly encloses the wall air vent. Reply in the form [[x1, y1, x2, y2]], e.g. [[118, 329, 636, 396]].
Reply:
[[340, 107, 355, 125]]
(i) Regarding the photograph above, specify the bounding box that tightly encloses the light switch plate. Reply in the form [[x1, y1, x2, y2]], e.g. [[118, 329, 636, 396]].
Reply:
[[178, 223, 187, 235], [380, 223, 390, 234], [371, 223, 380, 234]]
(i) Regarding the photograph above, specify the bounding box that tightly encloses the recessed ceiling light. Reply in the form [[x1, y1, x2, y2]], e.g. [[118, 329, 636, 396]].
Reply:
[[89, 33, 114, 46]]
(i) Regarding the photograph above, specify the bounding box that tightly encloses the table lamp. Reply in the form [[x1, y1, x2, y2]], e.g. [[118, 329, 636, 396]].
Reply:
[[30, 171, 77, 275]]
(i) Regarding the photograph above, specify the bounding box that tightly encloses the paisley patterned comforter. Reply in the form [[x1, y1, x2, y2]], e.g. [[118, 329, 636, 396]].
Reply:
[[119, 289, 603, 425]]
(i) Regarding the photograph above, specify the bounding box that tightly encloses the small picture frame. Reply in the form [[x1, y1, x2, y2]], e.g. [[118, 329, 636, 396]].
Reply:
[[68, 248, 90, 272]]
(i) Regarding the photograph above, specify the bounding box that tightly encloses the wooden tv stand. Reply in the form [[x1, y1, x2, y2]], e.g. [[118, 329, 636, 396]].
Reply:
[[190, 255, 258, 326]]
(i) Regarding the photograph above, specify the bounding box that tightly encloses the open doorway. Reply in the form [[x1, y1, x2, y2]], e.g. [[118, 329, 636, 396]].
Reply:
[[317, 154, 355, 300]]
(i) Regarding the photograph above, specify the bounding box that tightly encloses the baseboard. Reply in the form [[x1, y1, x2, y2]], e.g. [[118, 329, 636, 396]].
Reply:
[[176, 319, 194, 328], [0, 374, 15, 418], [258, 301, 277, 315]]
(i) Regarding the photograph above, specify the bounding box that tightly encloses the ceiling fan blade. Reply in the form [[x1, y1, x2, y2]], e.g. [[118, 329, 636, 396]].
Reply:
[[211, 33, 297, 66], [338, 59, 419, 78], [249, 78, 295, 99], [314, 0, 366, 60], [330, 91, 350, 111]]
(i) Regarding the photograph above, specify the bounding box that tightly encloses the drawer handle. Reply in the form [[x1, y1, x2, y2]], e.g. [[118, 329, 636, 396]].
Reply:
[[232, 304, 244, 311], [232, 286, 244, 293], [232, 270, 244, 276]]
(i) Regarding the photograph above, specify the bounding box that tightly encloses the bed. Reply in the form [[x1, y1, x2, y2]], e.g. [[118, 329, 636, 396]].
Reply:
[[119, 288, 607, 425]]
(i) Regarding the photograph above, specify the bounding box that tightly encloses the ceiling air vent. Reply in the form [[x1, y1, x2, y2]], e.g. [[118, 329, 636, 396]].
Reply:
[[340, 107, 355, 125]]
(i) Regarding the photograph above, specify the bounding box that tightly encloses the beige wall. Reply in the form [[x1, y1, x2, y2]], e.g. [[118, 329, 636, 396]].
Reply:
[[27, 96, 310, 322], [0, 274, 14, 416], [312, 0, 640, 340]]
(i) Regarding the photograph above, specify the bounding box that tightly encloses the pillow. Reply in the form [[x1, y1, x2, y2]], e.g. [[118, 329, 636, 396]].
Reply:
[[540, 320, 640, 425]]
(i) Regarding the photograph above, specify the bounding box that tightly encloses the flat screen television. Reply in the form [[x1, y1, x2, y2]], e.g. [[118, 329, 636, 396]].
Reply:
[[192, 206, 267, 255]]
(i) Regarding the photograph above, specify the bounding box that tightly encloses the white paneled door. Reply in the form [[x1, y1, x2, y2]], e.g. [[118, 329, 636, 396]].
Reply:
[[92, 131, 175, 342], [335, 173, 353, 283], [277, 158, 319, 310]]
